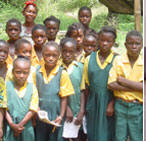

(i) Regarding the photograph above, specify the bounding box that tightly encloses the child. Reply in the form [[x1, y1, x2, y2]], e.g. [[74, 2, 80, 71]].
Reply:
[[21, 0, 38, 45], [60, 37, 85, 140], [66, 23, 85, 63], [82, 33, 97, 62], [82, 26, 117, 140], [4, 56, 39, 141], [44, 16, 60, 42], [0, 40, 10, 79], [32, 24, 47, 66], [33, 41, 74, 141], [108, 30, 143, 141], [78, 6, 95, 35], [6, 39, 35, 83], [0, 77, 7, 140], [6, 18, 21, 59]]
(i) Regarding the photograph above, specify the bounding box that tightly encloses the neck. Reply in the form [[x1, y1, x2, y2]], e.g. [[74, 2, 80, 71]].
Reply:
[[99, 50, 111, 59], [34, 45, 42, 51], [8, 39, 18, 44], [76, 47, 83, 54], [48, 38, 56, 41], [14, 81, 24, 90], [45, 64, 56, 76], [0, 62, 6, 68], [128, 54, 139, 65], [24, 21, 35, 27]]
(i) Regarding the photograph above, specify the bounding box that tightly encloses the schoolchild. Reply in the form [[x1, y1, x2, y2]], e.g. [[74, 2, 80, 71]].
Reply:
[[108, 30, 143, 141], [34, 41, 74, 141]]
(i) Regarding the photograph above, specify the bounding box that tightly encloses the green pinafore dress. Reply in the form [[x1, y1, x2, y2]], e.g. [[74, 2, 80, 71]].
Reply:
[[86, 52, 116, 141], [4, 81, 34, 141], [68, 62, 83, 117], [35, 66, 63, 141]]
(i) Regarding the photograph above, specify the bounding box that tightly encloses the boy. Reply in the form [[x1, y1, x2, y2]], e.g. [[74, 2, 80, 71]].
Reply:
[[4, 56, 39, 141], [108, 30, 143, 141]]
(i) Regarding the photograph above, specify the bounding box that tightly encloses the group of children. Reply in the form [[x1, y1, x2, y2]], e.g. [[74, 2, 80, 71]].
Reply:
[[0, 0, 143, 141]]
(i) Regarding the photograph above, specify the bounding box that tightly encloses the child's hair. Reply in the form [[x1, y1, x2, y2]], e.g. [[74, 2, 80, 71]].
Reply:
[[126, 30, 142, 41], [15, 39, 31, 53], [0, 40, 9, 47], [42, 41, 60, 54], [60, 37, 76, 49], [32, 24, 48, 35], [78, 6, 92, 16], [43, 16, 60, 27], [98, 26, 117, 39], [84, 33, 98, 43], [6, 18, 21, 31], [13, 55, 31, 67], [66, 23, 85, 37]]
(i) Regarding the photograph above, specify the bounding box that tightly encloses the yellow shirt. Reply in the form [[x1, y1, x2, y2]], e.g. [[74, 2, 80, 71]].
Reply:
[[108, 53, 143, 102], [0, 77, 7, 108], [11, 81, 39, 112], [6, 55, 13, 68], [81, 50, 114, 89], [33, 64, 74, 97]]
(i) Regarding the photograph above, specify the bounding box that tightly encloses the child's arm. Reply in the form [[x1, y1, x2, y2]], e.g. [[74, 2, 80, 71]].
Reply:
[[5, 111, 24, 137], [0, 109, 4, 139], [106, 99, 114, 117], [54, 97, 67, 125], [117, 76, 143, 92], [75, 91, 85, 125]]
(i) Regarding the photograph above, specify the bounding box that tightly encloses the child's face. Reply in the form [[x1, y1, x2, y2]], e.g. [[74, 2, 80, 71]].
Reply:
[[45, 21, 59, 41], [79, 10, 91, 27], [23, 5, 37, 23], [98, 32, 115, 54], [125, 35, 142, 57], [62, 41, 76, 66], [83, 36, 97, 56], [42, 45, 59, 69], [6, 23, 21, 40], [13, 61, 30, 86], [70, 29, 84, 49], [32, 29, 47, 47], [17, 43, 32, 60], [0, 44, 9, 65]]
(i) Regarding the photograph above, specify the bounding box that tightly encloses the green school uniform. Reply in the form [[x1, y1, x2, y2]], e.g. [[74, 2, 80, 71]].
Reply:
[[67, 62, 83, 117], [35, 66, 63, 141], [4, 81, 34, 141], [86, 52, 115, 141]]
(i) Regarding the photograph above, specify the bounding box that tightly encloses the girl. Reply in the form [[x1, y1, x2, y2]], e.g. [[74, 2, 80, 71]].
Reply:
[[44, 16, 60, 42], [21, 0, 38, 45], [4, 56, 39, 141], [6, 18, 21, 59], [34, 41, 74, 141], [60, 37, 85, 140], [82, 26, 117, 140], [32, 24, 47, 67], [66, 23, 85, 63]]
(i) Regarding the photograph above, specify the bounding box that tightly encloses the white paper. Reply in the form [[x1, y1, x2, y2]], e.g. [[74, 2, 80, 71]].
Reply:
[[62, 117, 81, 138], [37, 110, 61, 127], [82, 116, 87, 134]]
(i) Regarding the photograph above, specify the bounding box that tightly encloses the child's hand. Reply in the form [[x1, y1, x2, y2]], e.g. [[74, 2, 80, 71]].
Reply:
[[54, 116, 62, 125], [117, 76, 126, 86], [74, 111, 84, 125], [11, 123, 24, 136], [0, 128, 3, 140], [66, 107, 73, 122], [106, 101, 114, 117]]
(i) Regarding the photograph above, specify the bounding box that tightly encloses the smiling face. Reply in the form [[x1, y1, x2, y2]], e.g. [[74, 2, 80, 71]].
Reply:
[[0, 43, 9, 65], [98, 32, 115, 54], [42, 45, 59, 69], [32, 29, 47, 47], [79, 9, 92, 27], [83, 35, 97, 56], [23, 5, 37, 23], [13, 60, 30, 87], [125, 35, 142, 58], [45, 20, 59, 41], [6, 22, 21, 41], [62, 41, 76, 66]]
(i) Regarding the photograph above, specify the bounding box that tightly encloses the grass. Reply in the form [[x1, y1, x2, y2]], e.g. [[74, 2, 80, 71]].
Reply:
[[0, 1, 143, 54]]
